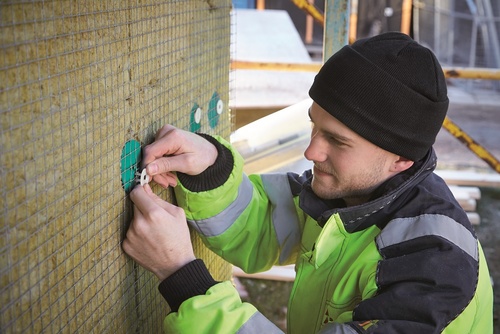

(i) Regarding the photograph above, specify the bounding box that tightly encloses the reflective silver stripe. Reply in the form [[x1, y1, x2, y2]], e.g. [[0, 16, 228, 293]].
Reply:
[[236, 312, 283, 334], [317, 323, 359, 334], [376, 214, 478, 260], [261, 174, 301, 264], [187, 174, 253, 237]]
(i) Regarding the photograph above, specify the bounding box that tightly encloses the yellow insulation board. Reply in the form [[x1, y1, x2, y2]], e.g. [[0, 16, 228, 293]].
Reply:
[[1, 1, 233, 333]]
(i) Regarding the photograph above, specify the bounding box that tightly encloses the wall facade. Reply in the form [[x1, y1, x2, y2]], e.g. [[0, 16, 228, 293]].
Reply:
[[1, 1, 233, 332]]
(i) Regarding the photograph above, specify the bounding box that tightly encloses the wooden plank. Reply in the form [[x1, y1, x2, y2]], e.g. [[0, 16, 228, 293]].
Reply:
[[436, 170, 500, 187], [448, 186, 481, 199], [458, 198, 477, 212], [233, 265, 296, 281], [467, 212, 481, 225], [449, 186, 479, 211]]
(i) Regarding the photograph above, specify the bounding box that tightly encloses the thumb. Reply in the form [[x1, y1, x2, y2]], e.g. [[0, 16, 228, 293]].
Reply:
[[146, 156, 173, 176], [143, 183, 181, 214], [147, 155, 196, 176]]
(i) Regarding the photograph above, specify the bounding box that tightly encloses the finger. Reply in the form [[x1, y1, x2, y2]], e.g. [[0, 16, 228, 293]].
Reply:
[[147, 154, 197, 176], [124, 205, 144, 247], [143, 184, 183, 215], [152, 174, 171, 188], [141, 138, 170, 169], [142, 134, 180, 170], [165, 173, 178, 187], [143, 183, 154, 195], [133, 200, 143, 218], [122, 238, 133, 256], [142, 183, 167, 206], [131, 183, 181, 218], [130, 185, 165, 216], [155, 124, 176, 140], [152, 172, 177, 187]]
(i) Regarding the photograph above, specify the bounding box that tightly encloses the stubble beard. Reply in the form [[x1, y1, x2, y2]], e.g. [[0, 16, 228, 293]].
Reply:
[[311, 162, 386, 203]]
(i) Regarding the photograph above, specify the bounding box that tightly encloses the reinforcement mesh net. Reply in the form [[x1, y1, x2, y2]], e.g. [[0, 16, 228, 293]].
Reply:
[[1, 1, 233, 332]]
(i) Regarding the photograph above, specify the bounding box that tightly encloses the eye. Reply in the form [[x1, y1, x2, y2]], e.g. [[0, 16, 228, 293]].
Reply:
[[325, 134, 347, 147], [328, 137, 343, 145]]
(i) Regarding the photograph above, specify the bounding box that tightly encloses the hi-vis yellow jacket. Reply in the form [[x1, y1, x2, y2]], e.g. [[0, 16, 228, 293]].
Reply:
[[159, 135, 493, 334]]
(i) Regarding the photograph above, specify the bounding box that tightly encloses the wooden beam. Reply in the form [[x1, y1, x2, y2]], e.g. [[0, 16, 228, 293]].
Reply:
[[401, 0, 412, 35], [436, 170, 500, 187], [230, 60, 322, 72], [230, 60, 500, 80]]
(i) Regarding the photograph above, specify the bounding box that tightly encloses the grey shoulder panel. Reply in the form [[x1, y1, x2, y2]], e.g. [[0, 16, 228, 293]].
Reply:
[[376, 214, 478, 260]]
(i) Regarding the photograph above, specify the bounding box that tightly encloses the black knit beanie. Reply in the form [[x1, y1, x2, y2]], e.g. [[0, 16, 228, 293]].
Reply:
[[309, 32, 449, 161]]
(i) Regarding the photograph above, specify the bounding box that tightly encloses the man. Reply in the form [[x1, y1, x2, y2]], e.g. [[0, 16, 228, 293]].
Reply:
[[122, 32, 493, 333]]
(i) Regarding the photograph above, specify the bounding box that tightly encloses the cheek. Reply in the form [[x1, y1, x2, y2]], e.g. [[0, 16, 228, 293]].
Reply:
[[330, 150, 358, 169], [329, 151, 370, 181]]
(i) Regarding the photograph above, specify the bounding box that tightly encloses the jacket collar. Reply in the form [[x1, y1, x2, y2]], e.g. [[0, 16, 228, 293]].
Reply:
[[299, 148, 438, 233]]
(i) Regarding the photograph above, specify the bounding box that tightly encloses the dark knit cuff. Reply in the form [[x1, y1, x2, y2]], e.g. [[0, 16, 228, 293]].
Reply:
[[177, 133, 234, 192], [158, 259, 217, 312]]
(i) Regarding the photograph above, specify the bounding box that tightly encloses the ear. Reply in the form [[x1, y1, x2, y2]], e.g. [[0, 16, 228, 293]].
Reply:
[[391, 156, 414, 173]]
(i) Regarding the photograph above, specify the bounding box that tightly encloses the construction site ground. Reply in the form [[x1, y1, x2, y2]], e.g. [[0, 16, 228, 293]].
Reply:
[[233, 85, 500, 332]]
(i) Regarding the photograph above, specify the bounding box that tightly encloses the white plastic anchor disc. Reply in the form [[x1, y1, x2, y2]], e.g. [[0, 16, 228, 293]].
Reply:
[[216, 99, 224, 114], [135, 169, 150, 186], [195, 107, 202, 123]]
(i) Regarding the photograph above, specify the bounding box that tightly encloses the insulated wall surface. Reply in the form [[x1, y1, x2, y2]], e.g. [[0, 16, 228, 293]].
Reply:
[[1, 1, 233, 333]]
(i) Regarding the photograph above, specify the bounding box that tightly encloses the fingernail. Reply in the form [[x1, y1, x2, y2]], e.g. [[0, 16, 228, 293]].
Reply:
[[148, 163, 158, 174]]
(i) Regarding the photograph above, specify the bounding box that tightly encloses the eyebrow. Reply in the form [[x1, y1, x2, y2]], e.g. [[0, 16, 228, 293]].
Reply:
[[308, 108, 354, 144]]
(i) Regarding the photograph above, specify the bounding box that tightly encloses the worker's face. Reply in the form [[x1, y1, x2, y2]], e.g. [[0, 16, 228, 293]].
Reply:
[[304, 103, 400, 206]]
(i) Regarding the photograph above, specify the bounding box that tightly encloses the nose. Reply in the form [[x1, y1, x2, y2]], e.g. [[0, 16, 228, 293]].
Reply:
[[304, 134, 327, 163]]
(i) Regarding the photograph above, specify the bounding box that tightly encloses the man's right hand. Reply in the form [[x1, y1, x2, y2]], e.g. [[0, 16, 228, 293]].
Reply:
[[142, 125, 218, 188], [122, 183, 196, 281]]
